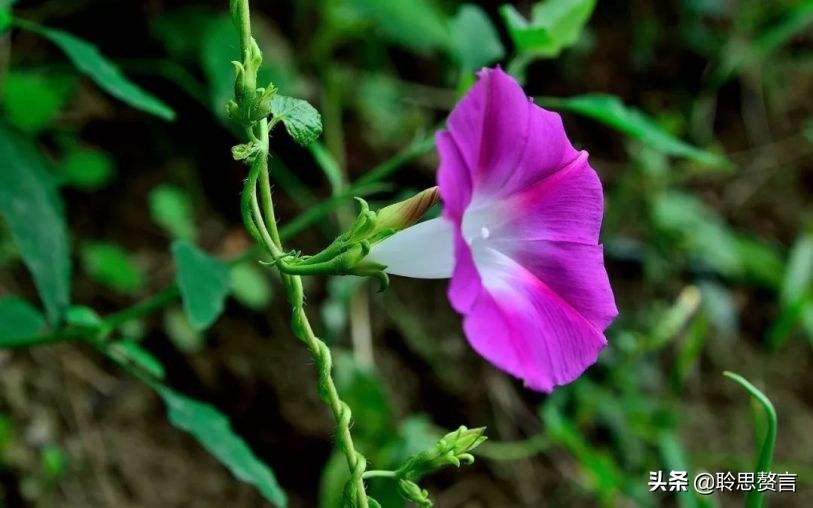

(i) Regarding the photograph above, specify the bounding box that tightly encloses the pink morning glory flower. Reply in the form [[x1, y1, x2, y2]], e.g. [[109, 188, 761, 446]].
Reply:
[[368, 68, 617, 392]]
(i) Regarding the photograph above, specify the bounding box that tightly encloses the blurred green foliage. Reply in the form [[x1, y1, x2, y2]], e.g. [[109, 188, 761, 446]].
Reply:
[[157, 385, 288, 506], [58, 143, 115, 191], [0, 0, 811, 505], [0, 72, 75, 134], [230, 261, 273, 311], [148, 184, 197, 241], [0, 297, 45, 342], [172, 240, 231, 331], [0, 125, 71, 324], [80, 242, 144, 295], [15, 19, 175, 119], [502, 0, 596, 58], [163, 306, 205, 353]]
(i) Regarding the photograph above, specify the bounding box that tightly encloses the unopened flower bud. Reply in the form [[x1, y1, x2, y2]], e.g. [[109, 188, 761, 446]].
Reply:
[[397, 479, 432, 507], [374, 186, 439, 236], [397, 426, 487, 480]]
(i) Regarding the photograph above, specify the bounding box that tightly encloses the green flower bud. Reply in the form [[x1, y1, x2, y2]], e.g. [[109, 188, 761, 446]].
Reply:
[[397, 479, 432, 507], [397, 426, 487, 481], [231, 142, 261, 161]]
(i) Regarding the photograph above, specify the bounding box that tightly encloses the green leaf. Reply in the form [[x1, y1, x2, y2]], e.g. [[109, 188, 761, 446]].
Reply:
[[698, 281, 737, 338], [0, 124, 71, 324], [395, 416, 443, 462], [164, 307, 205, 352], [65, 305, 103, 329], [0, 297, 45, 343], [157, 386, 287, 506], [735, 235, 784, 289], [16, 20, 175, 120], [538, 94, 731, 169], [148, 185, 197, 241], [354, 74, 429, 149], [658, 433, 700, 508], [81, 242, 144, 295], [199, 14, 241, 116], [40, 444, 67, 480], [451, 4, 505, 73], [268, 95, 323, 146], [172, 240, 230, 330], [652, 191, 782, 287], [0, 71, 76, 133], [109, 340, 165, 379], [309, 142, 344, 195], [59, 144, 115, 191], [541, 403, 623, 503], [230, 262, 273, 311], [0, 2, 11, 35], [713, 1, 813, 86], [151, 7, 217, 60], [768, 233, 813, 348], [751, 2, 813, 60], [767, 296, 809, 349], [342, 0, 451, 54], [318, 450, 349, 508], [321, 277, 364, 341], [0, 414, 12, 456], [334, 351, 394, 445], [500, 0, 596, 58], [780, 233, 813, 306]]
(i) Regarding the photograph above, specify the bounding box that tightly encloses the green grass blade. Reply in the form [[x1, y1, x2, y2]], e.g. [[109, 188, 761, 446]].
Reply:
[[723, 371, 777, 508]]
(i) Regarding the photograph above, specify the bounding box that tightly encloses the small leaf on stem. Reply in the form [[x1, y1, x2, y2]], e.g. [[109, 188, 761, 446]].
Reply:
[[268, 94, 323, 146]]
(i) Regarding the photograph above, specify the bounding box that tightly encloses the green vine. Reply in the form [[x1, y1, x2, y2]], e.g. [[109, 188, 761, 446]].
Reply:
[[228, 0, 371, 505]]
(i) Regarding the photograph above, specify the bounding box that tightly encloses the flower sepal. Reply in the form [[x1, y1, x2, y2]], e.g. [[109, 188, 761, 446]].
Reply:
[[273, 239, 390, 290], [272, 189, 438, 288]]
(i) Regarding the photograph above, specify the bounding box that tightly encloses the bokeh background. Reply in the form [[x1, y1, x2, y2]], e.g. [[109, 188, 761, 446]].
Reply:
[[1, 0, 812, 506]]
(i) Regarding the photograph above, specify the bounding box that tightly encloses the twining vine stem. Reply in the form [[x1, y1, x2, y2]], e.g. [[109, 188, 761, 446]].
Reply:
[[231, 0, 370, 505]]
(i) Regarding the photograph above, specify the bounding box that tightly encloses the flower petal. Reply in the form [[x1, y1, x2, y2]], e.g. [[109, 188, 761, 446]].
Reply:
[[448, 229, 482, 313], [460, 247, 607, 392], [437, 130, 473, 221], [497, 151, 605, 244], [492, 238, 617, 331], [445, 67, 579, 201], [434, 66, 617, 392], [367, 217, 455, 278]]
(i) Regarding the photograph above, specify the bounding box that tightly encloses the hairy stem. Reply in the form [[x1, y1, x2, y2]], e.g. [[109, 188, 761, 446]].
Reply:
[[248, 149, 370, 507], [287, 278, 369, 507], [231, 1, 369, 505]]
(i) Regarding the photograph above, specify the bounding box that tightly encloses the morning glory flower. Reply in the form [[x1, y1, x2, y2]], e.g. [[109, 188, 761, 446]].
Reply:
[[368, 67, 617, 392]]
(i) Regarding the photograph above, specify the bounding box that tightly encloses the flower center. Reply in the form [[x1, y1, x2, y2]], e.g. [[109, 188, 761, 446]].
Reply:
[[461, 199, 503, 248]]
